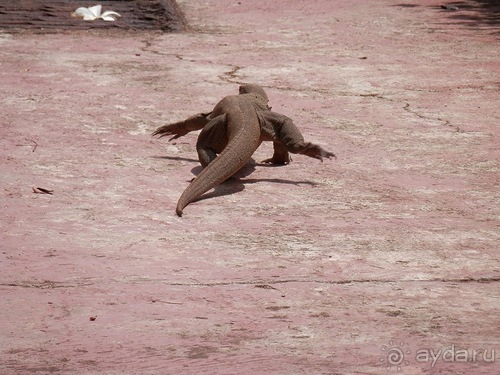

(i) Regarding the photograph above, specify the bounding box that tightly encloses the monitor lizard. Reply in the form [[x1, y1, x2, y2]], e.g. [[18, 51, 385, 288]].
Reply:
[[153, 84, 335, 216]]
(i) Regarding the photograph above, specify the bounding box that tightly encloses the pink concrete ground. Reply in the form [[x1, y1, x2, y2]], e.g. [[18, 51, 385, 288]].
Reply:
[[1, 1, 499, 374]]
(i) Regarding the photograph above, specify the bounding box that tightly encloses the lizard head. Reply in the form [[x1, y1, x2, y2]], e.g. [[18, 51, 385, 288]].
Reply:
[[239, 84, 271, 110], [239, 84, 268, 101]]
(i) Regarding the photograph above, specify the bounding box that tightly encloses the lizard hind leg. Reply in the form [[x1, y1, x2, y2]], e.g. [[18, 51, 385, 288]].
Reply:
[[195, 114, 227, 168], [197, 147, 217, 168], [152, 112, 212, 140]]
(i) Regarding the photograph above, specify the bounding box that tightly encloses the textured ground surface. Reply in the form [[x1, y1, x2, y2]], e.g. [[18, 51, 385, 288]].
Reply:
[[1, 0, 499, 374]]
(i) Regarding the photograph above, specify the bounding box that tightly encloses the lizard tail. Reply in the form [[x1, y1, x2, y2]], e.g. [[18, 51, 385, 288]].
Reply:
[[175, 128, 260, 216]]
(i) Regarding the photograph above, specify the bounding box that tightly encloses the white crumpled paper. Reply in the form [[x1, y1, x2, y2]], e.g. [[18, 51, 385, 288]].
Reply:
[[72, 5, 121, 21]]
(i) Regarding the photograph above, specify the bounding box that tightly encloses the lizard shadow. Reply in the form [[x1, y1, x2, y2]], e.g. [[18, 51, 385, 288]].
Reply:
[[189, 162, 319, 202], [152, 155, 200, 163]]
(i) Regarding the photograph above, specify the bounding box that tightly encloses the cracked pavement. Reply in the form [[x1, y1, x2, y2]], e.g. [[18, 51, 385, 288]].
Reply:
[[1, 0, 499, 374]]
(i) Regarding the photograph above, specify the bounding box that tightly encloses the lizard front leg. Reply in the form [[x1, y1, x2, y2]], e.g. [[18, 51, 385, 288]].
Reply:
[[262, 141, 292, 165], [260, 111, 336, 162], [152, 112, 212, 141]]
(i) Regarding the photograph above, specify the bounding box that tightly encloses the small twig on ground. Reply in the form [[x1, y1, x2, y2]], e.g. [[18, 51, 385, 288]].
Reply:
[[15, 139, 38, 152], [32, 187, 54, 195]]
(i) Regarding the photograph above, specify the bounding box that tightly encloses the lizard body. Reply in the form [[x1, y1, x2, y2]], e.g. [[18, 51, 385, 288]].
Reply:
[[153, 84, 335, 216]]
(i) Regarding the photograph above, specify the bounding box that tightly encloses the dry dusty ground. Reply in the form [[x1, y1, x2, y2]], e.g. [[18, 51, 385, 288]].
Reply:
[[0, 0, 499, 374]]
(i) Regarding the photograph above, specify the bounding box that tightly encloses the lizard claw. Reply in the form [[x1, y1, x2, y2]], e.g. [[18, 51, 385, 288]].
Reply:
[[261, 157, 290, 165], [301, 143, 336, 162], [152, 124, 189, 140], [317, 152, 336, 162], [324, 151, 337, 160]]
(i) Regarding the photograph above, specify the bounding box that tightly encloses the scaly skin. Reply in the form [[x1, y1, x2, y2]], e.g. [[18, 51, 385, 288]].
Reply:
[[153, 84, 335, 216]]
